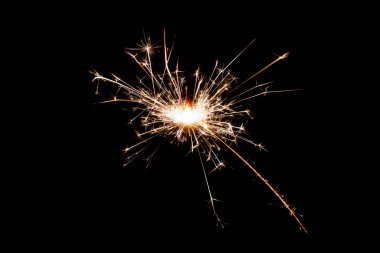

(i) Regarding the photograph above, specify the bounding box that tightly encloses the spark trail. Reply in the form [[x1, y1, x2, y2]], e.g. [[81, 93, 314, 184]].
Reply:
[[92, 31, 307, 233]]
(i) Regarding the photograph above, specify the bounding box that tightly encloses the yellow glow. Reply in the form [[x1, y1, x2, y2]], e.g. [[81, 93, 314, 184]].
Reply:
[[167, 105, 206, 125]]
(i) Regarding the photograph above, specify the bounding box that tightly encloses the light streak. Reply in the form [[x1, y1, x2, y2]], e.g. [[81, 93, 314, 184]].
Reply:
[[92, 31, 307, 233]]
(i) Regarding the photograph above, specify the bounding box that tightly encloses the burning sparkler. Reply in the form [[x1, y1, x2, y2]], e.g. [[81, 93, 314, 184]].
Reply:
[[92, 31, 307, 233]]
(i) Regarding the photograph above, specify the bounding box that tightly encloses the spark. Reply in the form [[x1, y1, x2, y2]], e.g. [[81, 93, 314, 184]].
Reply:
[[92, 31, 307, 233]]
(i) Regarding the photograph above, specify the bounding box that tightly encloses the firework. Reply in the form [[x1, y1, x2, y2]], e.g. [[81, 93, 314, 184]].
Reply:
[[92, 31, 307, 233]]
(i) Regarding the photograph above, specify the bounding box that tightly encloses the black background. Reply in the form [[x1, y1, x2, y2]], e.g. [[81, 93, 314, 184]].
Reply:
[[11, 1, 361, 250]]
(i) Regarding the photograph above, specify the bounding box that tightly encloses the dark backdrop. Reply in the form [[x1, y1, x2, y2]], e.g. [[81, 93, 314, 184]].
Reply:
[[12, 1, 354, 251]]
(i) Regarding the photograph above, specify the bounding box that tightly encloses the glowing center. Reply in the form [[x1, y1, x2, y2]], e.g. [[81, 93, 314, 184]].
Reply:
[[168, 105, 206, 125]]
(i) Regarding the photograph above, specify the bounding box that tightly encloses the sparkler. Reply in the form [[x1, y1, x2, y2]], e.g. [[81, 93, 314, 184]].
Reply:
[[92, 31, 307, 233]]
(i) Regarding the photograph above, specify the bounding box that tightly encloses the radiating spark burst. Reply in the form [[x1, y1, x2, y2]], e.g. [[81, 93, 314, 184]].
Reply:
[[92, 31, 307, 233]]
